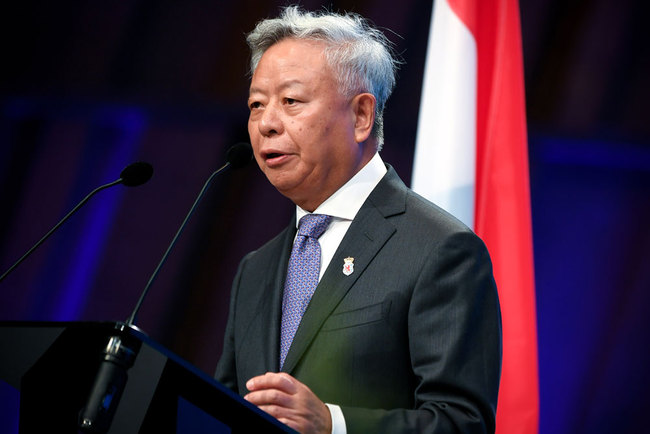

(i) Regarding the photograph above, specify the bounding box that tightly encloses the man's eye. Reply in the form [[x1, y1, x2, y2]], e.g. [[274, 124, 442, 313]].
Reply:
[[249, 101, 261, 110], [285, 98, 297, 105]]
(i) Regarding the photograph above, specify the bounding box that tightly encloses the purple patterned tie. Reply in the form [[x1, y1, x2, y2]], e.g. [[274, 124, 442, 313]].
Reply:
[[279, 213, 332, 369]]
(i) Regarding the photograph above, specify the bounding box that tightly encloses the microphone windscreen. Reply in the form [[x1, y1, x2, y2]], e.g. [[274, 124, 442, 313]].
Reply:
[[120, 162, 154, 187], [226, 143, 253, 169]]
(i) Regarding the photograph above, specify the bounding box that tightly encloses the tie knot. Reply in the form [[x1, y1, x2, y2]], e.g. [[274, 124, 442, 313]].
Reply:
[[298, 214, 332, 239]]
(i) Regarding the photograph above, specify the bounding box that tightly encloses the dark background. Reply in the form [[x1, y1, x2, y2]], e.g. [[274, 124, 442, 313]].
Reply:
[[1, 1, 649, 433]]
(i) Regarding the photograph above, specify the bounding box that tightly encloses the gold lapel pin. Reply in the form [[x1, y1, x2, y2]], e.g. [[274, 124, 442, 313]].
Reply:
[[342, 257, 354, 276]]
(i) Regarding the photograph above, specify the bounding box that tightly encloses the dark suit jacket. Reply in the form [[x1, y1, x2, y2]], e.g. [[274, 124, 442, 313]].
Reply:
[[215, 166, 502, 433]]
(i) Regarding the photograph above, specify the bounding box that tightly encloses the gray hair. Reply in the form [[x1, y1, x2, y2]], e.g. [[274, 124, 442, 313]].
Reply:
[[246, 6, 399, 148]]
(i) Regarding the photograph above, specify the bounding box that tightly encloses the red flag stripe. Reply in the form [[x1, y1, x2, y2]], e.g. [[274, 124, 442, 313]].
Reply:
[[446, 0, 540, 432]]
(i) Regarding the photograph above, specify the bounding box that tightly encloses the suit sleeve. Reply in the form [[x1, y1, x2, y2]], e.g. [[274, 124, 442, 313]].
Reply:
[[340, 230, 502, 433], [214, 252, 252, 394]]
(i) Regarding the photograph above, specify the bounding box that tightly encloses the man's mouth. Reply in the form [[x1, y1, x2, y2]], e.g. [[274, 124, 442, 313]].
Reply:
[[263, 151, 291, 167]]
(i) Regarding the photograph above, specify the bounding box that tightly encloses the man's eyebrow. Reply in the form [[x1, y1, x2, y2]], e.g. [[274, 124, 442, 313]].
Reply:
[[249, 79, 306, 95], [248, 85, 264, 95]]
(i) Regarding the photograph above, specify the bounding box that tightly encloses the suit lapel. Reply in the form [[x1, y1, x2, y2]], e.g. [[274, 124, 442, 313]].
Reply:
[[249, 221, 295, 373], [281, 167, 407, 374]]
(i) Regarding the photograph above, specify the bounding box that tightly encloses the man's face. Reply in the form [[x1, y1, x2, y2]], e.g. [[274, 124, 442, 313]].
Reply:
[[247, 38, 374, 211]]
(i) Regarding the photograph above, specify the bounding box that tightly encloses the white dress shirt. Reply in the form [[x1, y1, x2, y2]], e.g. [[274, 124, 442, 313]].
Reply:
[[293, 152, 387, 434], [294, 152, 387, 279]]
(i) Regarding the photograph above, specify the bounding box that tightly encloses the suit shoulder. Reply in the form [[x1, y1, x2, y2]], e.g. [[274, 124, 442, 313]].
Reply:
[[240, 224, 293, 266], [402, 188, 475, 237], [371, 164, 474, 238]]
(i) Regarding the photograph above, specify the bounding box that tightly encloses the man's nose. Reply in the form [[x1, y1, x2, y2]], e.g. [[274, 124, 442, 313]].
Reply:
[[258, 104, 283, 137]]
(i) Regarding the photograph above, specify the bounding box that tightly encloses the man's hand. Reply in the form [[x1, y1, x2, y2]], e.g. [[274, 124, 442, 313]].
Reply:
[[244, 372, 332, 434]]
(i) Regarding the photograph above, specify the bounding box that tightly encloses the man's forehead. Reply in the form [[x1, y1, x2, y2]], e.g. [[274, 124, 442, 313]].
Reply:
[[256, 38, 330, 69]]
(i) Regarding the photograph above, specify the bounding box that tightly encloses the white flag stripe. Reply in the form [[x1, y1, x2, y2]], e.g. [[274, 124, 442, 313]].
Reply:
[[412, 0, 477, 229]]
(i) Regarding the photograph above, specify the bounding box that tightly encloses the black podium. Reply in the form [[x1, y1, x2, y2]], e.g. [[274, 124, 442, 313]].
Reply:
[[0, 321, 293, 433]]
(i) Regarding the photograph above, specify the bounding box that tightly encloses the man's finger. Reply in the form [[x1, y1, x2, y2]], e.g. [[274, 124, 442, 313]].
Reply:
[[246, 372, 298, 393], [244, 388, 293, 407]]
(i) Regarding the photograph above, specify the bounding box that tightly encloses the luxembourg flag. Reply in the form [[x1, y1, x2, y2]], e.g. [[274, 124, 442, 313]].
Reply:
[[412, 0, 539, 432]]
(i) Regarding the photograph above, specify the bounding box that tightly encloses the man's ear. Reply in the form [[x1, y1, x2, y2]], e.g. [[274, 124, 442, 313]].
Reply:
[[352, 93, 376, 144]]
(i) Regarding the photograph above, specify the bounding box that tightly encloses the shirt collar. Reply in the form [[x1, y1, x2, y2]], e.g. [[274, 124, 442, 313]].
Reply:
[[295, 152, 387, 227]]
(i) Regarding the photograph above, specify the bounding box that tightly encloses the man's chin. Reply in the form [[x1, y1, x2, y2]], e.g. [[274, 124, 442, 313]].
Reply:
[[269, 182, 314, 210], [274, 185, 301, 202]]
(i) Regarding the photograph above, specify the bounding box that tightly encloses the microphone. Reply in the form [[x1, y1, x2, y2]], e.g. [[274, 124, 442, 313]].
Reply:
[[78, 145, 250, 432], [226, 142, 255, 169], [0, 162, 153, 283], [125, 142, 252, 327], [120, 161, 154, 187]]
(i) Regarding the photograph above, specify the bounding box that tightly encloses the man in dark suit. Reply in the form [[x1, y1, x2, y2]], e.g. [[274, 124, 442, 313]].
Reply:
[[215, 6, 501, 433]]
